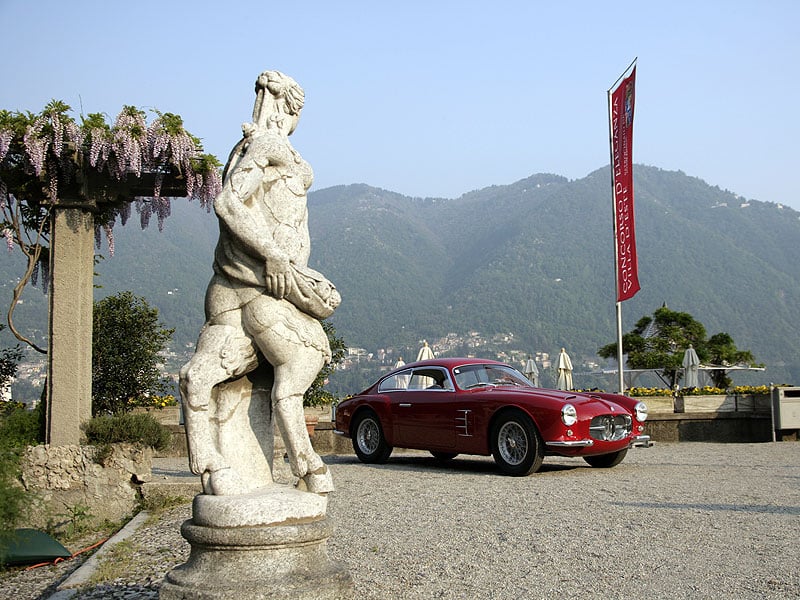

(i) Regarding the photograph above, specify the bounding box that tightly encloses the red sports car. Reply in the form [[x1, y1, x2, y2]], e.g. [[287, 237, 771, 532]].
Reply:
[[334, 358, 651, 476]]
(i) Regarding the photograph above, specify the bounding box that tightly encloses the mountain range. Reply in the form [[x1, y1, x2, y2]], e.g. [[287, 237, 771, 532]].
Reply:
[[2, 165, 798, 388]]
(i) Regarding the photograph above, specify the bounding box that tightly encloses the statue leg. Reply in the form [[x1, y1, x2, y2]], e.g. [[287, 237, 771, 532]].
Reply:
[[242, 299, 333, 494], [180, 323, 259, 495], [272, 354, 333, 494]]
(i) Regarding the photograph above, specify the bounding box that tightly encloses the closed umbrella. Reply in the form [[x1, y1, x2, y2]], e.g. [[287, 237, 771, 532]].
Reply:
[[393, 357, 408, 388], [682, 345, 700, 388], [414, 341, 436, 388], [416, 341, 435, 361], [556, 348, 573, 390], [523, 356, 540, 387]]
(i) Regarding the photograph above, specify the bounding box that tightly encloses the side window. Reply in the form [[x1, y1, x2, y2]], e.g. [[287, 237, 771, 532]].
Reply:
[[379, 369, 412, 392], [408, 368, 452, 390]]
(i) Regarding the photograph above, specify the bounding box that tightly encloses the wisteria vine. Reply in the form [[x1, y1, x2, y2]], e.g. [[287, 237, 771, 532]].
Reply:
[[1, 101, 221, 244], [0, 100, 223, 350]]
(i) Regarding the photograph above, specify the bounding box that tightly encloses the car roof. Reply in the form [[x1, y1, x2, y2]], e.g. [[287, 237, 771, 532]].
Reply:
[[392, 357, 508, 372]]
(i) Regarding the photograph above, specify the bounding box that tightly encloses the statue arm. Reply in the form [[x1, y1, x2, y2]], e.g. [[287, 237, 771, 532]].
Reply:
[[214, 161, 283, 261]]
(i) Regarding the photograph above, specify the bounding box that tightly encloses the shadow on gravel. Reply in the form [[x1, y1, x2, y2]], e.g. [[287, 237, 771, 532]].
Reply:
[[611, 500, 800, 515], [324, 453, 587, 476]]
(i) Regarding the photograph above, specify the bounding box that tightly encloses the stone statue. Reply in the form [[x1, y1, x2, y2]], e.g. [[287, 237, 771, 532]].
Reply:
[[163, 71, 353, 600], [179, 70, 341, 497]]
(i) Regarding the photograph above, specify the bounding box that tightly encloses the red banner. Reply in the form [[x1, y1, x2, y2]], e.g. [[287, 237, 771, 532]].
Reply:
[[610, 66, 639, 302]]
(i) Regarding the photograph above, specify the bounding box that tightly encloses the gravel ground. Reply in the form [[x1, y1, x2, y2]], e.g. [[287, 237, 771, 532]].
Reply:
[[2, 442, 798, 599]]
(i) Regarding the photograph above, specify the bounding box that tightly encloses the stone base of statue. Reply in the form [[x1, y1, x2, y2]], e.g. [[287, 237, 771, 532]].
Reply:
[[160, 487, 353, 599], [162, 370, 353, 599]]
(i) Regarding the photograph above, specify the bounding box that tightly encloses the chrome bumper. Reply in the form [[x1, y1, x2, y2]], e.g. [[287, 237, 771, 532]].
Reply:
[[629, 435, 653, 448], [546, 439, 594, 448], [546, 434, 653, 449], [333, 429, 346, 436]]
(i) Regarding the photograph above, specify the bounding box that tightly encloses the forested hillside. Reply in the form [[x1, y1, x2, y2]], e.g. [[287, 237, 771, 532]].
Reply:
[[2, 165, 798, 387], [309, 167, 800, 383]]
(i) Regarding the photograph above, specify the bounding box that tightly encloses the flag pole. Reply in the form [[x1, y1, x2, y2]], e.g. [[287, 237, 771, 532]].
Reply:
[[608, 58, 637, 394], [608, 89, 625, 394]]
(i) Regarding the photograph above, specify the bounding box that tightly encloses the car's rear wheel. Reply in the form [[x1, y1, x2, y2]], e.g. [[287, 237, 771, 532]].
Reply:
[[583, 448, 628, 468], [352, 411, 393, 464], [430, 451, 458, 462], [491, 410, 544, 476]]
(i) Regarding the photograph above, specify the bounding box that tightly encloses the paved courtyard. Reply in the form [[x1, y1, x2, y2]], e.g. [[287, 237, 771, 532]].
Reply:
[[2, 441, 798, 599]]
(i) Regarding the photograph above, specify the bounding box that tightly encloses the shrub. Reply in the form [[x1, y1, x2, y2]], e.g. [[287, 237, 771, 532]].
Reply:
[[0, 402, 43, 565], [83, 412, 171, 452], [0, 401, 44, 447], [0, 448, 30, 565]]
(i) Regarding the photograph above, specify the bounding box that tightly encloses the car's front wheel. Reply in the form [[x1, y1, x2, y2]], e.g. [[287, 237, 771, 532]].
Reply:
[[583, 448, 628, 468], [352, 411, 393, 464], [491, 411, 544, 476]]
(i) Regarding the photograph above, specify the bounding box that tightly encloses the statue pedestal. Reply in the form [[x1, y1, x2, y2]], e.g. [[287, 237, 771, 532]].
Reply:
[[160, 487, 353, 599]]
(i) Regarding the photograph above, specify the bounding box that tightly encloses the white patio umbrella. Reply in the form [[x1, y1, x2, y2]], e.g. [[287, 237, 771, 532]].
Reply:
[[682, 345, 700, 388], [523, 356, 540, 387], [556, 348, 573, 390]]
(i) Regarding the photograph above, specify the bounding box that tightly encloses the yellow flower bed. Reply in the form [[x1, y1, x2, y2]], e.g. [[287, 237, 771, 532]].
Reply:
[[130, 394, 178, 408], [731, 385, 771, 395], [628, 387, 673, 397], [681, 386, 726, 396]]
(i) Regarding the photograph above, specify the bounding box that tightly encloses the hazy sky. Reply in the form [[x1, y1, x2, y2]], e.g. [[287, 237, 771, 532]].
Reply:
[[2, 1, 798, 209]]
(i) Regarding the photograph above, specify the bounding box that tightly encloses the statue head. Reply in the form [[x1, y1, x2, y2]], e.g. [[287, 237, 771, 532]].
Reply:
[[250, 70, 305, 134]]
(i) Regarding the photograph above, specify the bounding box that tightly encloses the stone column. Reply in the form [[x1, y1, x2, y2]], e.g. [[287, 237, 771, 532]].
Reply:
[[46, 205, 95, 445]]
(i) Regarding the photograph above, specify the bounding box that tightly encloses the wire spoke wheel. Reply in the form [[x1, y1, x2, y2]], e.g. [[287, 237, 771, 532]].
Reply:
[[491, 411, 544, 476], [351, 411, 392, 464], [497, 421, 529, 466], [356, 418, 380, 455]]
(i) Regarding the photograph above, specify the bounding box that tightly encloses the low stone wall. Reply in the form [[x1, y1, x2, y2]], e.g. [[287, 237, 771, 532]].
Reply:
[[675, 394, 772, 413], [158, 424, 189, 458], [646, 412, 774, 443], [19, 443, 153, 532], [310, 421, 354, 455], [131, 406, 182, 425], [643, 394, 772, 414]]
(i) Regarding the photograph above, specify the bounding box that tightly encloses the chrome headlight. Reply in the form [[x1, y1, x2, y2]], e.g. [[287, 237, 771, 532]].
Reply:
[[561, 404, 578, 426], [634, 401, 648, 422]]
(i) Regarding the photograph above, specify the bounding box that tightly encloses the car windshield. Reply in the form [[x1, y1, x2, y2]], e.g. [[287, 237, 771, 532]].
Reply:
[[452, 364, 532, 390]]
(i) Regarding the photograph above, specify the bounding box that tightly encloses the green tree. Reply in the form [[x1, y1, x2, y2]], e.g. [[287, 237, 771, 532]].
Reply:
[[599, 305, 758, 389], [705, 333, 757, 389], [92, 291, 174, 415], [303, 320, 347, 407]]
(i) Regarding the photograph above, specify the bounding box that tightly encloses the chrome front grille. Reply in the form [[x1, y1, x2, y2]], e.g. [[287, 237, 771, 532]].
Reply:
[[589, 414, 632, 441]]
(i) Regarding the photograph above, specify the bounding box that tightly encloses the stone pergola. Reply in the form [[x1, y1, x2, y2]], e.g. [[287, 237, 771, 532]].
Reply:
[[45, 173, 187, 445]]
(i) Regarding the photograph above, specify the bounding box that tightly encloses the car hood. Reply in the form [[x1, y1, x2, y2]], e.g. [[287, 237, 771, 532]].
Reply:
[[490, 386, 629, 412]]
